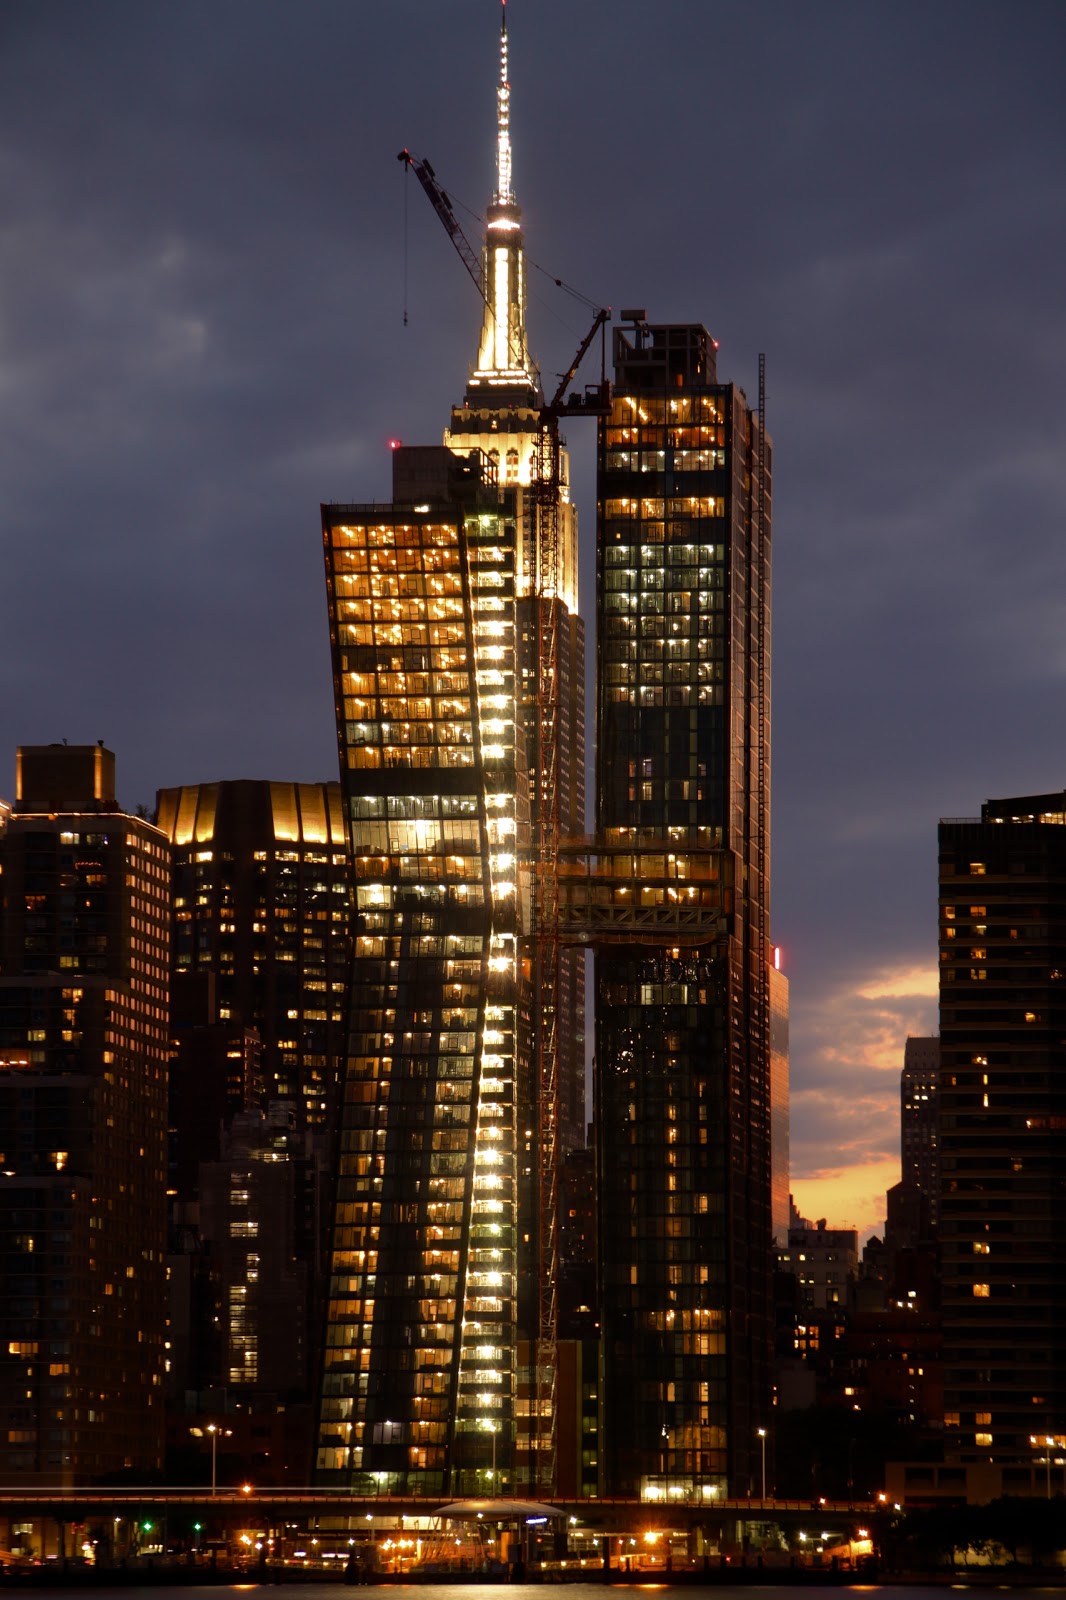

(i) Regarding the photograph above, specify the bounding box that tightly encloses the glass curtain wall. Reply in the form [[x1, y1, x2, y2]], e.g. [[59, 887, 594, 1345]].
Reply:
[[594, 323, 772, 1501], [316, 487, 519, 1496]]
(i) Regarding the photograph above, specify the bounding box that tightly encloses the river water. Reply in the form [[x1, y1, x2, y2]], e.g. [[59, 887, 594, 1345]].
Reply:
[[3, 1586, 1063, 1599]]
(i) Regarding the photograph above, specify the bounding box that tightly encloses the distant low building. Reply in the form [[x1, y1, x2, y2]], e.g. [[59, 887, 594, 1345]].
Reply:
[[780, 1200, 858, 1313], [774, 1201, 858, 1412]]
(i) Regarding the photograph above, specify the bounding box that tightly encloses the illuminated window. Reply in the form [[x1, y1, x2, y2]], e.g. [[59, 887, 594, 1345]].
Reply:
[[973, 1283, 990, 1298]]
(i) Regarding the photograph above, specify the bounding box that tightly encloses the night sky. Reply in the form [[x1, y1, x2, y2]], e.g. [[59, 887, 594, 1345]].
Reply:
[[3, 1, 1064, 1234]]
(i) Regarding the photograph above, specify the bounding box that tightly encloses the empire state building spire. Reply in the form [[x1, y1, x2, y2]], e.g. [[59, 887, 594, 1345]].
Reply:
[[468, 0, 537, 401], [495, 0, 513, 206]]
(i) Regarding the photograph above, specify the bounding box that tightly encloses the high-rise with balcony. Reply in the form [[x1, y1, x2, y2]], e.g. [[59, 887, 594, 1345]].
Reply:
[[0, 744, 169, 1483], [593, 317, 772, 1499]]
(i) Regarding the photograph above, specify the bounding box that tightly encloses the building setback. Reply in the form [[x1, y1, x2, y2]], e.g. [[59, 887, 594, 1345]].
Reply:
[[0, 744, 169, 1483], [594, 317, 773, 1498], [939, 791, 1066, 1471]]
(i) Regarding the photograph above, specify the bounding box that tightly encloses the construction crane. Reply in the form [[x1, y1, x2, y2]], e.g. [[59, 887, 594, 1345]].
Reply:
[[398, 150, 483, 301], [400, 145, 609, 1494], [398, 146, 609, 411]]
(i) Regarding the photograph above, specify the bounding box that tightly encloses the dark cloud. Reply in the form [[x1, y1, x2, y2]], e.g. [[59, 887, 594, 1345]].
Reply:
[[2, 0, 1064, 1224]]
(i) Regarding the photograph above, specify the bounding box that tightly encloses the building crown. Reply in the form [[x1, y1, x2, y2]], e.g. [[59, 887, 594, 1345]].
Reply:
[[468, 0, 537, 401]]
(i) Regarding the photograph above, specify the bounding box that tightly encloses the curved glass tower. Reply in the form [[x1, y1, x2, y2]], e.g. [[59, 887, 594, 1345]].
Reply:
[[317, 455, 520, 1495]]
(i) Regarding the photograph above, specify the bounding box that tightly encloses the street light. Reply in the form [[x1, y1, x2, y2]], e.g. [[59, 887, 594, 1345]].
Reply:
[[206, 1422, 233, 1496], [757, 1428, 767, 1502]]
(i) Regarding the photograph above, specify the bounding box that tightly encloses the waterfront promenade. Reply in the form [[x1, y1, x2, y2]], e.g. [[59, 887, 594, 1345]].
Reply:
[[0, 1492, 879, 1577]]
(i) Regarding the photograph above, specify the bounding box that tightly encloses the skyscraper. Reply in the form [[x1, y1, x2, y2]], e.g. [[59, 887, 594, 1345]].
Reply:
[[0, 744, 169, 1483], [315, 6, 587, 1495], [442, 1, 586, 1161], [939, 791, 1066, 1475], [769, 954, 790, 1246], [156, 779, 349, 1127], [593, 317, 772, 1498], [316, 447, 522, 1495], [197, 1103, 318, 1395], [901, 1035, 939, 1226]]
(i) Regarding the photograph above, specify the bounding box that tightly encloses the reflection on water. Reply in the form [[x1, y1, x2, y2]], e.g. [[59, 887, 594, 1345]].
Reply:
[[5, 1587, 1055, 1600]]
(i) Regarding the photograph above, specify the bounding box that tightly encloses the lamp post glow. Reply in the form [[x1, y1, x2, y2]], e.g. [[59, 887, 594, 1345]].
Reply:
[[482, 1421, 498, 1496], [206, 1423, 232, 1496], [757, 1427, 767, 1501]]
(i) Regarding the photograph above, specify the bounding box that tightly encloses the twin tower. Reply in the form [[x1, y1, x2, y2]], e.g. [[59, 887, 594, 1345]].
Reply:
[[316, 5, 774, 1503]]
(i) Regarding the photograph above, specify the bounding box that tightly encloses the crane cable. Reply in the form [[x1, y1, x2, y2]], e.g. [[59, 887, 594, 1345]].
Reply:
[[402, 164, 600, 329], [402, 156, 409, 326]]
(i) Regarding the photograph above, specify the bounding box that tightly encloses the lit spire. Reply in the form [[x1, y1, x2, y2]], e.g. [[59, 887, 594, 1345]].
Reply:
[[465, 0, 537, 400], [495, 1, 513, 206]]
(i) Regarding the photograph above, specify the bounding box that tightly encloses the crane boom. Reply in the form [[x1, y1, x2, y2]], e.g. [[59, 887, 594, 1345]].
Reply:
[[546, 307, 611, 413], [398, 148, 485, 300]]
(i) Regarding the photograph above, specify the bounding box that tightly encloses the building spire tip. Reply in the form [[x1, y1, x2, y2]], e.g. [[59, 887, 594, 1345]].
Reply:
[[495, 0, 513, 205]]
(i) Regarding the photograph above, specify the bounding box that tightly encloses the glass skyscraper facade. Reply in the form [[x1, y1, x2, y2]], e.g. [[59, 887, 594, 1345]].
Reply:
[[316, 453, 521, 1494], [315, 7, 588, 1496], [594, 318, 773, 1499], [314, 14, 777, 1506]]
